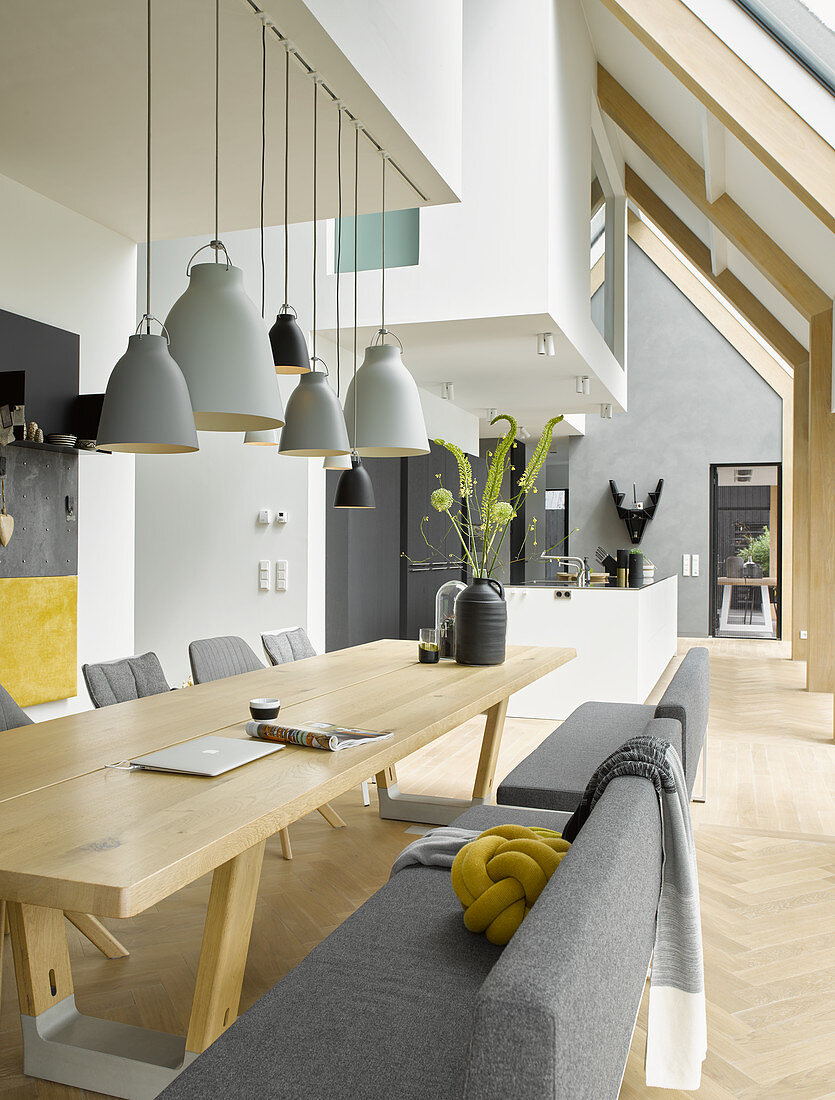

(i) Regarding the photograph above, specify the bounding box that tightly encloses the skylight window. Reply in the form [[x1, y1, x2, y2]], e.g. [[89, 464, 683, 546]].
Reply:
[[731, 0, 835, 95]]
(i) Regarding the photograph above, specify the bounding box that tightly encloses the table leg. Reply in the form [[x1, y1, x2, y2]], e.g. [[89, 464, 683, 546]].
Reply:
[[472, 697, 509, 802], [760, 584, 771, 633], [0, 900, 5, 1011], [719, 585, 731, 632], [377, 698, 511, 825], [186, 840, 266, 1054]]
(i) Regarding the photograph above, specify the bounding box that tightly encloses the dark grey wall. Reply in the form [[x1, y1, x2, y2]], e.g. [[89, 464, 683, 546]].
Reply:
[[572, 241, 782, 636]]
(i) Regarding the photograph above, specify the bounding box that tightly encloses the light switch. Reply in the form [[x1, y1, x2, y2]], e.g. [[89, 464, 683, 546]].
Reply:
[[276, 560, 288, 591], [258, 509, 272, 525], [682, 554, 691, 577], [259, 559, 271, 591], [691, 554, 700, 576]]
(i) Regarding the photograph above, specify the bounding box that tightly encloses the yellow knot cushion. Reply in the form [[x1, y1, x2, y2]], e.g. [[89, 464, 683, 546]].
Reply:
[[451, 825, 571, 946]]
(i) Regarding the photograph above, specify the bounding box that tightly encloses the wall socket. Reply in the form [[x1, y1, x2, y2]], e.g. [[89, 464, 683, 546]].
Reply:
[[800, 630, 808, 639]]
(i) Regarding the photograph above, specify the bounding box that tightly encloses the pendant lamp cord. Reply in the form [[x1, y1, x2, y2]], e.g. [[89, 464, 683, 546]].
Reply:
[[260, 21, 266, 318], [214, 0, 220, 260], [283, 45, 290, 309], [335, 105, 342, 396], [145, 0, 151, 332], [311, 75, 318, 362], [380, 151, 386, 336], [353, 123, 359, 451]]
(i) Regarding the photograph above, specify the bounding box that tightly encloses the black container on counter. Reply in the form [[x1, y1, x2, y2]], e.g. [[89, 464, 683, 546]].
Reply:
[[628, 551, 644, 588]]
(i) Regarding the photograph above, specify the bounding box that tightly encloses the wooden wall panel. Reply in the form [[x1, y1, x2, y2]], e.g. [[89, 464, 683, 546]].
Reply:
[[807, 310, 834, 703]]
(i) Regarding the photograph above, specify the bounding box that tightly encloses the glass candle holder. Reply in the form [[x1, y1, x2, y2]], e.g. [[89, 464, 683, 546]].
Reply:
[[418, 627, 440, 664]]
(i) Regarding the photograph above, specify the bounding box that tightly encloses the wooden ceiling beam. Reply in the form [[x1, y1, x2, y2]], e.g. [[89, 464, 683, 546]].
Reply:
[[625, 167, 809, 369], [596, 0, 835, 235], [600, 67, 831, 320]]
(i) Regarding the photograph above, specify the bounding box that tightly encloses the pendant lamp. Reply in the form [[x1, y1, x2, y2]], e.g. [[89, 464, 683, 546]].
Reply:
[[164, 0, 284, 433], [279, 77, 349, 457], [244, 21, 279, 449], [97, 0, 198, 455], [269, 44, 311, 374], [324, 453, 352, 470], [341, 150, 428, 457], [335, 121, 376, 508]]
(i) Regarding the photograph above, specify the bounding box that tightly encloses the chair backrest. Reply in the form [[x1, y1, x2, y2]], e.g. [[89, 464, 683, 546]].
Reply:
[[261, 627, 317, 667], [653, 646, 710, 794], [0, 681, 33, 731], [188, 636, 263, 684], [725, 555, 743, 577], [82, 653, 171, 708]]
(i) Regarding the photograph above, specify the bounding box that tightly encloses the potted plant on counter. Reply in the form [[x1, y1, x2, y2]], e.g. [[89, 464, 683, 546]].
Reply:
[[425, 413, 564, 665]]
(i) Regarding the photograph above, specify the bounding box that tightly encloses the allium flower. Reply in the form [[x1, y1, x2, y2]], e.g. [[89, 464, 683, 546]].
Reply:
[[431, 487, 454, 513], [491, 501, 515, 527]]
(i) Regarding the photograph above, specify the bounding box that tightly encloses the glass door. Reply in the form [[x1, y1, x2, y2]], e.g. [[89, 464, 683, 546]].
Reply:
[[710, 464, 781, 639]]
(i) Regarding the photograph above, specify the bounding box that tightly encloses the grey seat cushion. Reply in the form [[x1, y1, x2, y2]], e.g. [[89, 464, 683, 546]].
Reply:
[[497, 701, 660, 812], [188, 637, 263, 684], [261, 628, 317, 667], [0, 681, 33, 731], [161, 779, 661, 1100], [82, 653, 171, 708]]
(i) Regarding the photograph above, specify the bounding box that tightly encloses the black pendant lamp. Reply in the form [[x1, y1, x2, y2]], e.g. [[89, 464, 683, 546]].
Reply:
[[269, 43, 310, 373], [335, 121, 375, 509]]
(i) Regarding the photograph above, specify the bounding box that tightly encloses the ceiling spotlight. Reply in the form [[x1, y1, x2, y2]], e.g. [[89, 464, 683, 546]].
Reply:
[[536, 333, 556, 356], [441, 382, 455, 401], [486, 407, 497, 420], [600, 403, 613, 419], [576, 376, 590, 396], [518, 426, 531, 440]]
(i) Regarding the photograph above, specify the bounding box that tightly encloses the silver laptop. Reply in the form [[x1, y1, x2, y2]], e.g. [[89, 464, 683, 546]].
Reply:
[[131, 735, 283, 777]]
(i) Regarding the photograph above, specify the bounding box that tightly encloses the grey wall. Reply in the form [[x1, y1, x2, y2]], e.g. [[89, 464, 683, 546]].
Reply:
[[571, 241, 782, 636]]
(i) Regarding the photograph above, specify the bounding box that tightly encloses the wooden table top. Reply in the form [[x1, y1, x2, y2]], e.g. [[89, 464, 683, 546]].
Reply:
[[718, 576, 776, 586], [0, 641, 574, 918]]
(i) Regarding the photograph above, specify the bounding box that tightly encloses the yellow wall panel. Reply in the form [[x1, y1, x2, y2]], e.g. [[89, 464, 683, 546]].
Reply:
[[0, 576, 77, 706]]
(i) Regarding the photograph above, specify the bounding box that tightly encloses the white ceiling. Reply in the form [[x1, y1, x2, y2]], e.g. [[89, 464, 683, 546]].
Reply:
[[0, 0, 457, 242], [584, 0, 835, 354], [323, 314, 611, 437]]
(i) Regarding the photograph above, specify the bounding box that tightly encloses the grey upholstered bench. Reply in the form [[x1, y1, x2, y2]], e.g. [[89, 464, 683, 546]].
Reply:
[[159, 773, 662, 1100], [497, 646, 709, 813]]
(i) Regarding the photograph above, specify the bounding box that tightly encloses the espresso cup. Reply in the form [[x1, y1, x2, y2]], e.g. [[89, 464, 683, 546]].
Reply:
[[249, 697, 280, 721]]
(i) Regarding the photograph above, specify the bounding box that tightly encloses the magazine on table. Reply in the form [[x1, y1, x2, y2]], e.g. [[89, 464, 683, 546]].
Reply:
[[246, 720, 394, 752]]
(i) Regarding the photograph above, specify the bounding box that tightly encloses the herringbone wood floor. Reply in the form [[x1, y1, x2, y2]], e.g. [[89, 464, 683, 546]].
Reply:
[[1, 639, 834, 1097]]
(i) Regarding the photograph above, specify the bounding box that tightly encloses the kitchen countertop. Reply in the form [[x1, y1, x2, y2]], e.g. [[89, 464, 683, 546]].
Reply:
[[507, 576, 672, 591]]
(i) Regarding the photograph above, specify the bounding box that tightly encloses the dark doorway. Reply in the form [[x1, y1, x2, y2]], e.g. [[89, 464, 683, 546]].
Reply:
[[709, 463, 781, 639]]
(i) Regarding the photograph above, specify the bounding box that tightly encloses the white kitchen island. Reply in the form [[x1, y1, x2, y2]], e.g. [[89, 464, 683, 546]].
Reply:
[[505, 575, 678, 719]]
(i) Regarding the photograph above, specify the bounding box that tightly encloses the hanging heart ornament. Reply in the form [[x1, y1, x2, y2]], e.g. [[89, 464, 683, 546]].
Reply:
[[0, 478, 13, 546]]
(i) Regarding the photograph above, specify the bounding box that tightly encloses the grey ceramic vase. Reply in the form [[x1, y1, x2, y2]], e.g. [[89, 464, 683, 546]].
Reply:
[[454, 577, 507, 665]]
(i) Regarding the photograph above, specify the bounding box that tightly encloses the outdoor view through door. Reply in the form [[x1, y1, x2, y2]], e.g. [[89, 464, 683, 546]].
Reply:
[[710, 464, 781, 640]]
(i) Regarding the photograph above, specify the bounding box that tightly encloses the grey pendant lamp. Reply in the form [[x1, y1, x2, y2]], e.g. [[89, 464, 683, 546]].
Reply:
[[335, 121, 375, 509], [341, 149, 428, 458], [97, 0, 198, 455], [279, 78, 349, 457], [269, 44, 310, 374], [244, 22, 279, 448], [164, 0, 284, 433]]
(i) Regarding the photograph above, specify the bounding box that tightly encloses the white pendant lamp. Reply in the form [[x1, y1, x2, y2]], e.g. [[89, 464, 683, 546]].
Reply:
[[341, 149, 428, 458], [324, 453, 352, 470], [97, 0, 198, 455], [279, 75, 349, 458], [334, 120, 375, 508], [164, 0, 284, 433], [269, 44, 310, 374]]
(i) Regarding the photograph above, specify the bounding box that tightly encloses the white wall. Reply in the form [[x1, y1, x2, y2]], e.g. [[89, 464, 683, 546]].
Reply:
[[0, 172, 137, 719], [134, 224, 326, 685]]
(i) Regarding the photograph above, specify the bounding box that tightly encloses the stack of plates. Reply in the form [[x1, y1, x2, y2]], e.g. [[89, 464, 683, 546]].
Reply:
[[45, 433, 77, 448]]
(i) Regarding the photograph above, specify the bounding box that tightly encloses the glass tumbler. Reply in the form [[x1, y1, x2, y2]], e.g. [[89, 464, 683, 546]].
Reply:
[[418, 627, 440, 664]]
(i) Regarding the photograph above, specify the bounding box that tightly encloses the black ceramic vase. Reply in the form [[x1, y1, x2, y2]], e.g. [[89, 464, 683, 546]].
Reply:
[[454, 577, 507, 665]]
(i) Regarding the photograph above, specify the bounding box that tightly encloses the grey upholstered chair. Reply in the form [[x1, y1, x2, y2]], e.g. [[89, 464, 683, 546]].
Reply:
[[188, 636, 263, 685], [185, 635, 347, 858], [0, 681, 129, 959], [261, 627, 317, 667], [82, 652, 171, 708], [261, 628, 370, 808]]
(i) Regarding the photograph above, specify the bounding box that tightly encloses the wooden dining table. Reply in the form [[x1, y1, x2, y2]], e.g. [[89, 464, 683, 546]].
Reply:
[[0, 639, 574, 1099]]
